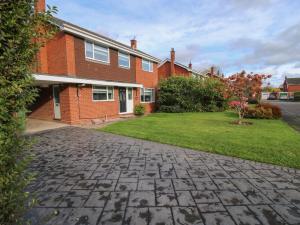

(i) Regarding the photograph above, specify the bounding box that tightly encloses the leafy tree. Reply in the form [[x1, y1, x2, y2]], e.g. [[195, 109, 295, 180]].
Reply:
[[0, 1, 56, 224], [226, 71, 271, 124]]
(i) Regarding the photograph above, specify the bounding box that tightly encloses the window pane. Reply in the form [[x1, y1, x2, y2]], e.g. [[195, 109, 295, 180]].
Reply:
[[93, 86, 107, 92], [85, 42, 93, 58], [108, 87, 114, 100], [128, 88, 132, 100], [142, 60, 150, 71], [94, 48, 108, 62], [93, 92, 107, 100], [149, 62, 153, 72], [119, 53, 130, 68], [140, 88, 144, 102]]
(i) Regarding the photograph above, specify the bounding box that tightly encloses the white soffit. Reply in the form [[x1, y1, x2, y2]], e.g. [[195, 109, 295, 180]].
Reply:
[[33, 74, 143, 88]]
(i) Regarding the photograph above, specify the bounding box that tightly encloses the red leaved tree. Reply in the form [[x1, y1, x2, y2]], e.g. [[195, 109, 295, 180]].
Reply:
[[226, 71, 271, 124]]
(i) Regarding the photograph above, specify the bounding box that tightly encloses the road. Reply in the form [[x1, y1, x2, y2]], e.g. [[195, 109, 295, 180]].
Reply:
[[267, 101, 300, 132]]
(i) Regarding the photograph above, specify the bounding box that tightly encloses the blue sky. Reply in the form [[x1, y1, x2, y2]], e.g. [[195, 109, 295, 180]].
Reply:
[[47, 0, 300, 86]]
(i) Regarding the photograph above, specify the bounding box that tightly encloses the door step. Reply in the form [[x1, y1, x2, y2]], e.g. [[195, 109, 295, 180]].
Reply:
[[119, 114, 135, 118]]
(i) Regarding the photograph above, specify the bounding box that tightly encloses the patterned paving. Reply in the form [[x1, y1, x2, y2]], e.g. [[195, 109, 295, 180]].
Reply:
[[25, 127, 300, 225]]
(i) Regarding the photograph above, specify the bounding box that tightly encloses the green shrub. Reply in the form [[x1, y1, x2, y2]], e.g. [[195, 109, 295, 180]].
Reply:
[[0, 1, 57, 224], [134, 104, 145, 116], [294, 92, 300, 102], [157, 76, 227, 112], [244, 103, 282, 119], [247, 98, 258, 104]]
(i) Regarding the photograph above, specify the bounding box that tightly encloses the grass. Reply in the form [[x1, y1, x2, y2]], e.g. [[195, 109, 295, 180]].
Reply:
[[100, 112, 300, 169]]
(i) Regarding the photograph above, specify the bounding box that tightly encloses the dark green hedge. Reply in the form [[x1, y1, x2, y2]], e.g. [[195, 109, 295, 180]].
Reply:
[[294, 92, 300, 102], [157, 76, 228, 112]]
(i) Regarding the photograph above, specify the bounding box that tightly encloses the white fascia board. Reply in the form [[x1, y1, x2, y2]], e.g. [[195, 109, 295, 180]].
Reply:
[[33, 74, 143, 88], [63, 24, 160, 63]]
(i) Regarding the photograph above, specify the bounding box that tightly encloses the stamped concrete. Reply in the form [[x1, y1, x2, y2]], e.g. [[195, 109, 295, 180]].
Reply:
[[25, 127, 300, 225]]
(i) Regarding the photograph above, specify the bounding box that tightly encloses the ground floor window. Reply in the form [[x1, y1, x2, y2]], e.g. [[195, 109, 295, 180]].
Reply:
[[92, 85, 114, 101], [141, 88, 155, 103]]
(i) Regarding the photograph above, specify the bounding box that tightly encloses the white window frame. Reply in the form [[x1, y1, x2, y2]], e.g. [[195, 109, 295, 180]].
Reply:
[[85, 41, 110, 64], [118, 52, 130, 69], [92, 85, 114, 101], [140, 88, 155, 103], [142, 59, 153, 72]]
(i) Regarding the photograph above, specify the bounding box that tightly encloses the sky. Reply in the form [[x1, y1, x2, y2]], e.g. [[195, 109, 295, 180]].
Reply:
[[47, 0, 300, 86]]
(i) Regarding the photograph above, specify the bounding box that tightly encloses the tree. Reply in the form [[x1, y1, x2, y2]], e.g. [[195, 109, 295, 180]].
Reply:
[[0, 1, 56, 224], [226, 71, 271, 124]]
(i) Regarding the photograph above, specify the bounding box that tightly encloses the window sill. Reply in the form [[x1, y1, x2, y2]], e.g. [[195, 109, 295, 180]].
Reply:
[[118, 65, 130, 70], [92, 99, 115, 102], [86, 57, 110, 65]]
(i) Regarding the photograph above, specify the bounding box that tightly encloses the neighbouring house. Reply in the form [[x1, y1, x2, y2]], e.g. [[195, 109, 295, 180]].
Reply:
[[29, 0, 160, 124], [283, 77, 300, 92], [158, 48, 203, 80]]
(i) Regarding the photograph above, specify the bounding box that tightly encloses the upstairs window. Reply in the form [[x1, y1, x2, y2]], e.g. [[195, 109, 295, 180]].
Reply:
[[93, 85, 114, 101], [142, 59, 153, 72], [85, 41, 109, 63], [141, 88, 155, 103], [118, 52, 130, 68]]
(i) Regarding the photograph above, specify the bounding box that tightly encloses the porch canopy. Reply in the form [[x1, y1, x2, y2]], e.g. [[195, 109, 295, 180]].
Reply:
[[33, 74, 143, 88]]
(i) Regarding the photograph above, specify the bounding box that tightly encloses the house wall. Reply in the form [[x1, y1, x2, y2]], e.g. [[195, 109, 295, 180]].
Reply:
[[288, 85, 300, 92], [32, 30, 159, 123], [28, 87, 54, 120], [135, 57, 158, 113], [74, 36, 136, 83], [158, 61, 191, 81]]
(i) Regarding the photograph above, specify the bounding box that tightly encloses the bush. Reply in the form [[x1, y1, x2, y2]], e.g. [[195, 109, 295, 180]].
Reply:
[[157, 76, 227, 112], [134, 104, 145, 116], [294, 92, 300, 102], [248, 98, 259, 104], [244, 103, 282, 119], [0, 1, 57, 224]]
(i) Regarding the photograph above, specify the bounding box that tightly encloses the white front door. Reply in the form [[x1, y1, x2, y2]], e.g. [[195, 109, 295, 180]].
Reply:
[[126, 88, 133, 113], [53, 85, 61, 119]]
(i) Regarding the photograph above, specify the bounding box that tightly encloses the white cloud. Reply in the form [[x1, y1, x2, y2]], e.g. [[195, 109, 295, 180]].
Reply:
[[48, 0, 300, 86]]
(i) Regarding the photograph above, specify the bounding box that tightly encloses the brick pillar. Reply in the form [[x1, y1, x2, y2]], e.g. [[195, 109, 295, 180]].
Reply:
[[60, 85, 80, 124], [65, 34, 76, 75]]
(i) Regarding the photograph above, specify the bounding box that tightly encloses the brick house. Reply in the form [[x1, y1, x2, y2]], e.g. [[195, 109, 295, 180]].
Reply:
[[283, 77, 300, 92], [29, 0, 160, 124], [158, 48, 202, 80]]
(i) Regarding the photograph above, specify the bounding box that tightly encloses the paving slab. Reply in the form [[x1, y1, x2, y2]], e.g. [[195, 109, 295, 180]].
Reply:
[[25, 127, 300, 225]]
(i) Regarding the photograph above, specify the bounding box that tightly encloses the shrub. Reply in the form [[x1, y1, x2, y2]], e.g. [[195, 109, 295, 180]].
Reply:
[[244, 103, 282, 119], [134, 104, 145, 116], [0, 1, 57, 224], [157, 76, 227, 113], [248, 98, 259, 104], [294, 92, 300, 102]]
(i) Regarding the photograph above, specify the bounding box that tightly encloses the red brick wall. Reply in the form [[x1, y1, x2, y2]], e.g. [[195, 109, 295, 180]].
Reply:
[[46, 32, 69, 75], [135, 57, 158, 113], [74, 37, 136, 83], [28, 87, 54, 120], [158, 61, 190, 81], [77, 85, 120, 120], [288, 85, 300, 92], [60, 85, 80, 124]]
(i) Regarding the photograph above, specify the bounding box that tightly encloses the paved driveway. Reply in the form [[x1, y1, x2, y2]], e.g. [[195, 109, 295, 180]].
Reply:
[[266, 101, 300, 131], [25, 127, 300, 225]]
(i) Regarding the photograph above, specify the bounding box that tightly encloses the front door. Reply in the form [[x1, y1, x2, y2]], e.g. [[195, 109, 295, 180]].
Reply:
[[119, 87, 127, 113], [53, 85, 61, 119]]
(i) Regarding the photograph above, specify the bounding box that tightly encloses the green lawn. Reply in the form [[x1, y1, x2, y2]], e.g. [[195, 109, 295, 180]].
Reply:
[[100, 112, 300, 169]]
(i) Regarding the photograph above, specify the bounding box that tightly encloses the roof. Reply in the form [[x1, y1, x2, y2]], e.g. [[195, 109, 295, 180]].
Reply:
[[286, 77, 300, 85], [158, 58, 203, 76], [50, 17, 161, 63]]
